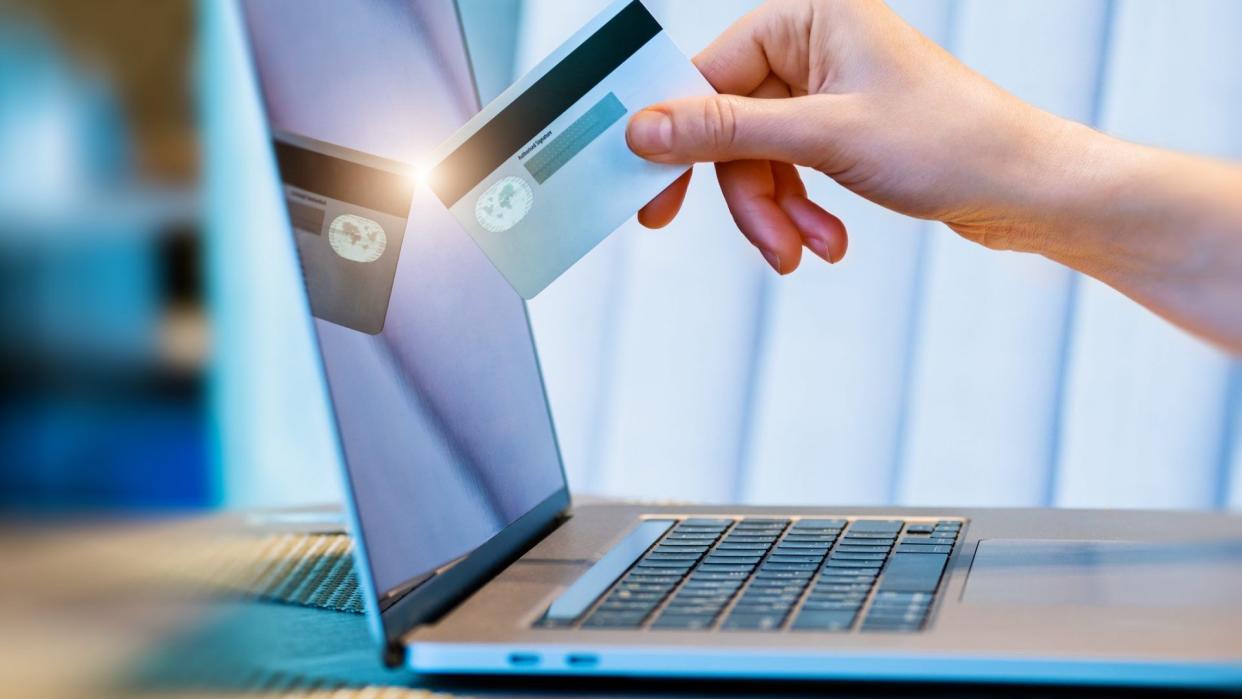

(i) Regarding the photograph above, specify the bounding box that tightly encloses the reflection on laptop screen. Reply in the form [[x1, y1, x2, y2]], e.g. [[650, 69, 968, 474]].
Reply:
[[242, 0, 566, 606]]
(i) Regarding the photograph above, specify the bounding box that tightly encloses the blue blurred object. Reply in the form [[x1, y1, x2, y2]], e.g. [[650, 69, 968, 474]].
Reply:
[[0, 13, 208, 510], [0, 393, 207, 508]]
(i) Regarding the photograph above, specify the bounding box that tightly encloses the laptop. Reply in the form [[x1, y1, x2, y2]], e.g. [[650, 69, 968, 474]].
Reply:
[[239, 0, 1242, 688]]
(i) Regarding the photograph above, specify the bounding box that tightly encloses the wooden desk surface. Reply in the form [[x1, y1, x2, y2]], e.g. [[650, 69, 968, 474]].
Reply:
[[0, 509, 1202, 699]]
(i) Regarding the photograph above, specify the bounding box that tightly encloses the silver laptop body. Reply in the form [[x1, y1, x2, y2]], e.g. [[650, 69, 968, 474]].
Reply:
[[239, 0, 1242, 688]]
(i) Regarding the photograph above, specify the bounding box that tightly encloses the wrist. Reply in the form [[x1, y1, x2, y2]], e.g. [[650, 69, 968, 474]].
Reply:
[[953, 110, 1109, 255], [1012, 121, 1177, 281]]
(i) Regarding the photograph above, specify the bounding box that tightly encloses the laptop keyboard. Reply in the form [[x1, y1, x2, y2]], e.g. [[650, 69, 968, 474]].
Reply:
[[572, 517, 962, 632]]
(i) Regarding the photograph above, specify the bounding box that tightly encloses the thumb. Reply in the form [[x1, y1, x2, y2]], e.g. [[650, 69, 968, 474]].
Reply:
[[626, 94, 841, 167]]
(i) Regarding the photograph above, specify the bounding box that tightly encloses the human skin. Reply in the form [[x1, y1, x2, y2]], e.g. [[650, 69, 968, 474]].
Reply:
[[625, 0, 1242, 353]]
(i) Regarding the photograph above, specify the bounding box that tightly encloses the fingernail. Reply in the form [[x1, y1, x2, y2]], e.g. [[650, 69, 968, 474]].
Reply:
[[761, 249, 782, 274], [807, 238, 833, 263], [628, 110, 672, 155]]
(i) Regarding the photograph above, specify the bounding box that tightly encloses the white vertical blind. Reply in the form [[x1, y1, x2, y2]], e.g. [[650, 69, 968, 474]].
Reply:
[[739, 1, 957, 507], [896, 0, 1111, 507], [590, 0, 769, 503], [1053, 0, 1242, 509]]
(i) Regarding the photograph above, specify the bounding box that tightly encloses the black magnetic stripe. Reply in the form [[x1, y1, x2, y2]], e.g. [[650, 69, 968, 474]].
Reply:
[[273, 140, 413, 218], [430, 0, 659, 207]]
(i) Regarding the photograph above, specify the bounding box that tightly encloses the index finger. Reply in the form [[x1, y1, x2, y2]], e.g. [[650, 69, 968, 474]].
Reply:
[[692, 3, 810, 95], [693, 8, 771, 94]]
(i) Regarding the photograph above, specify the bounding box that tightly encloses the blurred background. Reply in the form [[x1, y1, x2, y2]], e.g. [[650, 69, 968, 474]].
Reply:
[[2, 0, 1240, 515]]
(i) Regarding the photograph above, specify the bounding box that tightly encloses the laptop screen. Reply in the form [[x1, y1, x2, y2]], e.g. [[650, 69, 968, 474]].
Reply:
[[241, 0, 567, 609]]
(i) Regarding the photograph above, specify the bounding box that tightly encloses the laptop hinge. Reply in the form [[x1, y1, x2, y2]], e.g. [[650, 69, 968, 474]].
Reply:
[[383, 492, 572, 666]]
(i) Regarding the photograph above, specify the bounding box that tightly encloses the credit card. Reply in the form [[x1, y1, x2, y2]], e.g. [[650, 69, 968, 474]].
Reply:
[[272, 130, 413, 334], [426, 0, 714, 299]]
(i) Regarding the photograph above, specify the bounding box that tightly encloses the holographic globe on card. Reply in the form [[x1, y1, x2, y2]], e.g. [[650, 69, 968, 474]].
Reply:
[[328, 214, 387, 263], [474, 175, 533, 233]]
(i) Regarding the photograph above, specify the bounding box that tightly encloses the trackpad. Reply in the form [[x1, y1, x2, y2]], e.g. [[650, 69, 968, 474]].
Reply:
[[963, 539, 1242, 608]]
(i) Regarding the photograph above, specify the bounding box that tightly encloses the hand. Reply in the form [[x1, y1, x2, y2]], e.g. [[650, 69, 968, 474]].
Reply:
[[626, 0, 1068, 274]]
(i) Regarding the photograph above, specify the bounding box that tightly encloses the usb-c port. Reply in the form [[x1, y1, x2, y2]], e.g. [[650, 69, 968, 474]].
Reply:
[[566, 653, 599, 668], [508, 653, 540, 667]]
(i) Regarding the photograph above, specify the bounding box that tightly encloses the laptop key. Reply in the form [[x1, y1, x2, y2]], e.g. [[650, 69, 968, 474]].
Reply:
[[682, 577, 742, 587], [847, 520, 904, 532], [845, 539, 894, 546], [672, 600, 732, 611], [704, 555, 762, 565], [583, 611, 649, 627], [865, 612, 927, 625], [830, 552, 887, 561], [681, 518, 735, 528], [791, 610, 857, 628], [801, 600, 863, 612], [874, 591, 933, 603], [672, 527, 726, 534], [909, 537, 957, 547], [665, 596, 729, 608], [625, 581, 685, 590], [645, 552, 702, 560], [896, 544, 952, 554], [759, 562, 821, 572], [746, 586, 807, 597], [806, 589, 866, 600], [651, 615, 715, 630], [636, 560, 695, 569], [815, 582, 877, 593], [697, 564, 757, 574], [868, 607, 929, 620], [832, 545, 890, 553], [722, 613, 786, 630], [740, 598, 800, 609], [814, 586, 874, 595], [715, 543, 771, 551], [732, 601, 795, 612], [707, 548, 765, 557], [619, 582, 675, 592], [599, 601, 659, 613], [821, 569, 881, 578], [878, 553, 949, 593], [753, 569, 814, 580], [793, 518, 847, 528], [652, 543, 710, 551], [702, 561, 761, 571], [741, 589, 801, 600], [825, 559, 884, 569], [677, 593, 737, 604], [691, 571, 752, 580], [815, 576, 875, 586], [774, 542, 831, 551], [609, 592, 665, 604], [675, 586, 736, 597], [765, 555, 824, 564]]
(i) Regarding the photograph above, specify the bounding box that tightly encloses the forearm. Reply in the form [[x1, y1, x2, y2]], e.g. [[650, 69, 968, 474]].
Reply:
[[996, 117, 1242, 353]]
